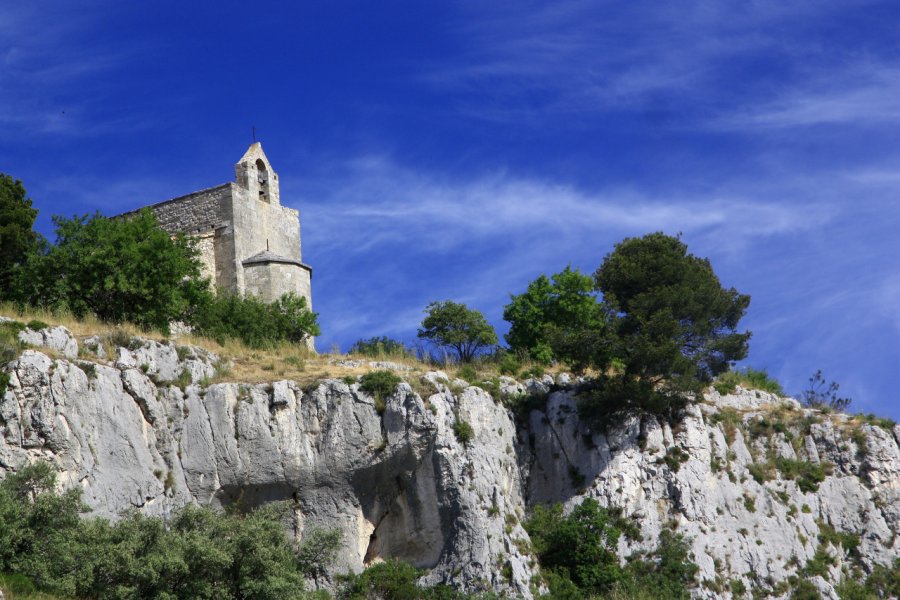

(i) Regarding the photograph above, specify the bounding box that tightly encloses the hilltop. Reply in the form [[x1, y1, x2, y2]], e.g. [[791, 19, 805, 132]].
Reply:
[[1, 315, 898, 599]]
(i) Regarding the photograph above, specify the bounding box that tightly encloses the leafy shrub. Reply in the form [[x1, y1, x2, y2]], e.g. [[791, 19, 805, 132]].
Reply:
[[662, 447, 690, 473], [457, 364, 478, 384], [861, 558, 900, 598], [525, 499, 627, 592], [338, 559, 466, 599], [25, 319, 48, 331], [743, 493, 756, 513], [0, 320, 25, 365], [13, 210, 208, 333], [359, 370, 402, 413], [296, 528, 343, 584], [774, 458, 830, 492], [349, 336, 412, 359], [453, 419, 475, 446], [525, 498, 653, 596], [748, 462, 775, 484], [857, 413, 896, 429], [504, 391, 549, 423], [193, 292, 319, 349], [526, 498, 696, 599], [707, 407, 742, 445], [521, 365, 546, 380], [817, 521, 860, 557], [0, 462, 336, 600], [498, 352, 522, 376]]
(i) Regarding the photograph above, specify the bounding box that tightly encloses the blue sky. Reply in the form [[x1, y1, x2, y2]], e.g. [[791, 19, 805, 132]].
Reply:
[[1, 1, 898, 418]]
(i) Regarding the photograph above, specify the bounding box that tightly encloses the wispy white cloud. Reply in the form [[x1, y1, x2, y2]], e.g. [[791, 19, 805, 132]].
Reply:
[[296, 156, 820, 255], [713, 65, 900, 129], [283, 154, 867, 347], [421, 0, 899, 133]]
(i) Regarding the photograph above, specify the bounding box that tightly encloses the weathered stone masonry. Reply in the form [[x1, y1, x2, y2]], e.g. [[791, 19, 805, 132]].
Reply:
[[120, 144, 313, 311]]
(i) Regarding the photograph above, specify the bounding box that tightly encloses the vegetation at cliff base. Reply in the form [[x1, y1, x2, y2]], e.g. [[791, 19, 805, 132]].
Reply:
[[524, 498, 698, 599], [0, 463, 338, 600]]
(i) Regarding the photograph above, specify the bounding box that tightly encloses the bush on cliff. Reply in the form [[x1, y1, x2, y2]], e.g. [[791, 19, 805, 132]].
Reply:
[[349, 336, 414, 359], [525, 497, 698, 600], [192, 291, 319, 348], [11, 210, 208, 333], [338, 559, 475, 600], [503, 266, 603, 365]]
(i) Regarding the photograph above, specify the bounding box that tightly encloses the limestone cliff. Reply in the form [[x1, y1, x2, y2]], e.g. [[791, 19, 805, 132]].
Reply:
[[1, 323, 898, 599]]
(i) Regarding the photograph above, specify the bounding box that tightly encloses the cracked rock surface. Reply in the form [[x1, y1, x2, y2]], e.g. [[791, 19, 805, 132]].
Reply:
[[1, 329, 898, 598]]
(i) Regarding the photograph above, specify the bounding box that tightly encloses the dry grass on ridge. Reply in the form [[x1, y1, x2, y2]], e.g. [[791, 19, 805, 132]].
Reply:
[[0, 302, 562, 388]]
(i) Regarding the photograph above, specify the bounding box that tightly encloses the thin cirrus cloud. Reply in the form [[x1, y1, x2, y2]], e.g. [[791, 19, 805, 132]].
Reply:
[[296, 157, 819, 254], [423, 0, 895, 131], [712, 65, 900, 130], [288, 156, 837, 345]]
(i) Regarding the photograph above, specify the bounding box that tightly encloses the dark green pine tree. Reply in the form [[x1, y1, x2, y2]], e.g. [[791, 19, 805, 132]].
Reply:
[[0, 174, 40, 298]]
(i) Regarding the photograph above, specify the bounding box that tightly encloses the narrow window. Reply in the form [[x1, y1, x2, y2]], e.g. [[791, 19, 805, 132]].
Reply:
[[256, 159, 269, 202]]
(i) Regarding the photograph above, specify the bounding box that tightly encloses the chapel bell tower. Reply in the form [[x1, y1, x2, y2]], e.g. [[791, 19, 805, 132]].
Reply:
[[234, 142, 281, 205]]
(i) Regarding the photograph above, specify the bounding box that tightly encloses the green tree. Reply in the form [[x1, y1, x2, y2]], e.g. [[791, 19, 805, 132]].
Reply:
[[503, 266, 604, 364], [525, 498, 628, 593], [193, 292, 319, 348], [525, 498, 697, 600], [417, 300, 498, 363], [0, 462, 329, 600], [584, 232, 750, 417], [0, 174, 41, 297], [14, 210, 209, 333]]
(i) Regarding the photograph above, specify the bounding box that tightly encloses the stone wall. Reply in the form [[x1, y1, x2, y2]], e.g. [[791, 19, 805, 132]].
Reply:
[[142, 184, 232, 235]]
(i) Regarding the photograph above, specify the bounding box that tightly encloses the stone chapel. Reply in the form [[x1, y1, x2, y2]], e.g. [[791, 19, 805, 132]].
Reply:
[[124, 143, 313, 310]]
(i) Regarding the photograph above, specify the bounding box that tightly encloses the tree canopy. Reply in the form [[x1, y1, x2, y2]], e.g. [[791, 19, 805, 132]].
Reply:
[[0, 463, 339, 600], [595, 232, 750, 406], [12, 210, 209, 333], [417, 300, 498, 363], [503, 266, 604, 364], [507, 232, 751, 418], [0, 173, 40, 297]]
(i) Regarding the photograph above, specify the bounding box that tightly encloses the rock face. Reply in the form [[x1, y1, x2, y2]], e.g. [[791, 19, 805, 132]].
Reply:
[[1, 329, 898, 598], [0, 337, 534, 597], [525, 389, 900, 597]]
